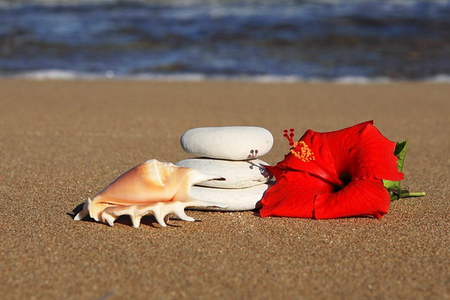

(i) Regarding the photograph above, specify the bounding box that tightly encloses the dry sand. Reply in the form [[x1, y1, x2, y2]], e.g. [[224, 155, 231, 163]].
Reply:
[[1, 80, 449, 299]]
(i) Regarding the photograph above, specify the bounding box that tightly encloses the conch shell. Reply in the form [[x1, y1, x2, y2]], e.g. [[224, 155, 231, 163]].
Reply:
[[74, 159, 225, 228]]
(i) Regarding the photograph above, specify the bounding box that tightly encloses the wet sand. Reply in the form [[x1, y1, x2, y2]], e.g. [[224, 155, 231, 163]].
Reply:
[[1, 80, 449, 299]]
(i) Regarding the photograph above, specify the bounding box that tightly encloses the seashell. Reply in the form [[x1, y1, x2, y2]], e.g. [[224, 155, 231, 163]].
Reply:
[[74, 159, 225, 228]]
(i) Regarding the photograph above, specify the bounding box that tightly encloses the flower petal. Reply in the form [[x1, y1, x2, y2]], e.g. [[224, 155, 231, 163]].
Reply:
[[274, 130, 341, 185], [314, 179, 391, 219], [321, 121, 403, 181], [274, 121, 403, 183], [260, 170, 332, 218]]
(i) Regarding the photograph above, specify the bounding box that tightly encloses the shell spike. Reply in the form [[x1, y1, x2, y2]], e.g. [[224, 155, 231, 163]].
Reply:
[[154, 214, 168, 227], [86, 197, 101, 221], [74, 198, 91, 221], [173, 203, 195, 222], [131, 215, 142, 228], [153, 204, 168, 227], [74, 208, 88, 221], [102, 212, 116, 227]]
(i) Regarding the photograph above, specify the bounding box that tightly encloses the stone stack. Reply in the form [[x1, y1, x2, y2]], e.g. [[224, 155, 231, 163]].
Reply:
[[176, 126, 274, 211]]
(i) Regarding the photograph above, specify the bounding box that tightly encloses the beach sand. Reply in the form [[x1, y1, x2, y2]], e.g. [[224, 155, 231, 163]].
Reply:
[[1, 80, 449, 299]]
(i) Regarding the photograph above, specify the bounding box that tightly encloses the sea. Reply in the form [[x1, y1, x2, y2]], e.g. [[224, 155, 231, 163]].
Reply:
[[1, 0, 450, 82]]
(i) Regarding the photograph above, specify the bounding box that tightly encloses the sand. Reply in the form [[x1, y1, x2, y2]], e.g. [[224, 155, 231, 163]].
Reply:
[[1, 80, 449, 299]]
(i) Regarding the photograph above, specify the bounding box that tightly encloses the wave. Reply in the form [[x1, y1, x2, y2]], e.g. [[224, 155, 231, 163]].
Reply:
[[6, 69, 450, 84], [3, 0, 450, 5], [2, 0, 450, 80]]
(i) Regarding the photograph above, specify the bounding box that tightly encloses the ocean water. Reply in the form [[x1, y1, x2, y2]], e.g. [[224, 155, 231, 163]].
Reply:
[[1, 0, 450, 82]]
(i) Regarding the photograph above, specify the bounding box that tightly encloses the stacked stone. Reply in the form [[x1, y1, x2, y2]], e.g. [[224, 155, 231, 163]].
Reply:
[[176, 126, 274, 211]]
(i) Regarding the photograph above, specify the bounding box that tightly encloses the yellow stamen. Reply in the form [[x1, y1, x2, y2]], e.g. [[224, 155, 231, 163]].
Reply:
[[290, 141, 315, 162]]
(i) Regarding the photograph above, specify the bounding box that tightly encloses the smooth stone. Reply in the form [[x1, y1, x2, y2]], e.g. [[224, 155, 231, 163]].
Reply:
[[180, 126, 274, 160], [176, 158, 272, 189], [188, 184, 271, 211]]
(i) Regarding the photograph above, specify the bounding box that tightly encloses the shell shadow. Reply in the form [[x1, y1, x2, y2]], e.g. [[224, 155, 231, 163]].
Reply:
[[67, 202, 86, 219]]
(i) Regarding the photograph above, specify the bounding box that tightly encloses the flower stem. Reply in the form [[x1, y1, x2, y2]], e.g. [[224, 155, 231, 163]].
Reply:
[[400, 191, 426, 198]]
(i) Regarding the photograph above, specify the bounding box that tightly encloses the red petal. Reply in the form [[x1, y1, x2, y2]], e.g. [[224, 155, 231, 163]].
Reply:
[[275, 130, 341, 185], [274, 121, 403, 182], [321, 121, 403, 181], [260, 171, 332, 218], [314, 179, 391, 219]]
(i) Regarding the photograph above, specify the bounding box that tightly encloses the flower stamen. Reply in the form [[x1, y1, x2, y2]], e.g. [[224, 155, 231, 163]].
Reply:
[[284, 129, 315, 162], [283, 128, 295, 146], [290, 141, 316, 162]]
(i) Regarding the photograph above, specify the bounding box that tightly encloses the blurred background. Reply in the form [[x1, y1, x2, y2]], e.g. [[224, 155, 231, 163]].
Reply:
[[1, 0, 450, 82]]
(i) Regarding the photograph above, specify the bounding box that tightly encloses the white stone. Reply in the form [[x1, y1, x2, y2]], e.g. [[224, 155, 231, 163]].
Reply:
[[176, 158, 272, 189], [188, 184, 271, 211], [180, 126, 274, 160]]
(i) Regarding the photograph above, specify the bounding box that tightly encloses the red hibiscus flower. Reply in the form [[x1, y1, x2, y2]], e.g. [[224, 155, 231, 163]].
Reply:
[[260, 121, 404, 219]]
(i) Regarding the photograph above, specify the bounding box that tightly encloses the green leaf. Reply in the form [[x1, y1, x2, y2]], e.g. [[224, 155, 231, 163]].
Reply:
[[383, 140, 425, 200], [394, 140, 408, 173], [383, 141, 408, 200]]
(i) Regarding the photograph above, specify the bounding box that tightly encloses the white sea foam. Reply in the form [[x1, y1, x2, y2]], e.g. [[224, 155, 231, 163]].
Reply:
[[333, 76, 391, 84], [425, 74, 450, 83], [14, 70, 83, 80], [6, 70, 450, 84]]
